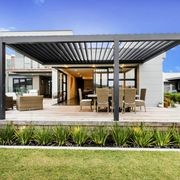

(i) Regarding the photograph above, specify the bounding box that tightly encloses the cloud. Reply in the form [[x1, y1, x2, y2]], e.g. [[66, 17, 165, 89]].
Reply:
[[0, 27, 16, 31], [33, 0, 45, 5]]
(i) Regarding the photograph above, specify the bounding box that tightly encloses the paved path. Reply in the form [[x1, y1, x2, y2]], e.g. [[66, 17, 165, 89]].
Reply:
[[0, 145, 180, 152]]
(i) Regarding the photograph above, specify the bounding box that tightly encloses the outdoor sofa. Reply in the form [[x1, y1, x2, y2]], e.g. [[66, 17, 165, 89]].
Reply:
[[16, 95, 43, 111]]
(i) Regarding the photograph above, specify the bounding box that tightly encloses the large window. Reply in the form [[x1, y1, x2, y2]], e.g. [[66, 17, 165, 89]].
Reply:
[[13, 78, 33, 93], [59, 72, 67, 102], [94, 67, 137, 89]]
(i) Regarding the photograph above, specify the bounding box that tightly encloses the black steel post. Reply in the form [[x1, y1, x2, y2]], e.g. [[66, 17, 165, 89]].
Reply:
[[0, 41, 5, 119], [113, 39, 119, 121]]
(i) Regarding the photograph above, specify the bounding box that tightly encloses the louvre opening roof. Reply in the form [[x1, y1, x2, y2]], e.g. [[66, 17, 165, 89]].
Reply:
[[2, 32, 180, 65]]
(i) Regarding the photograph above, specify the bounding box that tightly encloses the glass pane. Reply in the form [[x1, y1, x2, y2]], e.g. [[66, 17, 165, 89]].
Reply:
[[119, 73, 124, 79], [24, 57, 32, 69], [26, 78, 32, 85], [95, 73, 101, 87], [26, 85, 33, 90], [109, 81, 113, 87], [102, 73, 107, 87], [13, 79, 19, 85], [109, 73, 113, 79], [63, 83, 66, 91], [63, 75, 66, 82], [125, 81, 135, 88], [119, 80, 123, 87], [126, 69, 135, 79]]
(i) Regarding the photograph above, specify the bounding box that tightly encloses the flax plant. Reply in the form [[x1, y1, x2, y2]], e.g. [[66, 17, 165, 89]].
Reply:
[[131, 127, 154, 147], [0, 124, 16, 145], [171, 128, 180, 148], [112, 124, 130, 147], [34, 128, 53, 146], [90, 127, 109, 146], [71, 126, 89, 146], [53, 126, 69, 146], [154, 130, 172, 147], [15, 126, 34, 145]]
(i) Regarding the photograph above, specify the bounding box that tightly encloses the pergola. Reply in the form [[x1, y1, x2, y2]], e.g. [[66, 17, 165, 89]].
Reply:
[[1, 33, 180, 120]]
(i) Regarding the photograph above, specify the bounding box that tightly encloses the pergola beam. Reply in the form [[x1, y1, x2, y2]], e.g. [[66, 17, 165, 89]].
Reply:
[[3, 34, 180, 44]]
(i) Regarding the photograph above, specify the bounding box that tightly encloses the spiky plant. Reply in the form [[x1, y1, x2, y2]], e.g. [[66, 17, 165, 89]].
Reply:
[[53, 126, 69, 146], [71, 126, 89, 146], [112, 124, 130, 147], [90, 127, 109, 146], [0, 124, 16, 145]]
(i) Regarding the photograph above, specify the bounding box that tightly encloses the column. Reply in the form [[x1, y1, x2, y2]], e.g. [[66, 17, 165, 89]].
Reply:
[[113, 40, 119, 121], [52, 68, 59, 104], [0, 41, 6, 119]]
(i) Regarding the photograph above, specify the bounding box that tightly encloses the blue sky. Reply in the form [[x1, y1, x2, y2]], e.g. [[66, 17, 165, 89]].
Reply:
[[0, 0, 180, 72]]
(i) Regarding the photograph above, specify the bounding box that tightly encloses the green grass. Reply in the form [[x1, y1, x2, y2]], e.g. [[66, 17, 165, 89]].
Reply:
[[0, 149, 179, 180]]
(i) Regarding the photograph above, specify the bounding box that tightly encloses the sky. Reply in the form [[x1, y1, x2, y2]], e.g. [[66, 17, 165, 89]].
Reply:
[[0, 0, 180, 72]]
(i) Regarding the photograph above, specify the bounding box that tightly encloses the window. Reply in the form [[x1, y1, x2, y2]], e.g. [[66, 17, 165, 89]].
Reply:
[[178, 81, 180, 90], [13, 78, 33, 93], [94, 67, 137, 89]]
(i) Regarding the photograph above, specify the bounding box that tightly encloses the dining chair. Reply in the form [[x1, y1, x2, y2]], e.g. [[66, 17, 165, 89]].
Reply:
[[78, 88, 92, 110], [96, 88, 109, 112], [135, 88, 146, 112], [110, 88, 124, 112], [123, 88, 136, 113]]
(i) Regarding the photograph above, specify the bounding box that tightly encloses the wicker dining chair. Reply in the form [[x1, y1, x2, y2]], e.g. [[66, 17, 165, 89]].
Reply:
[[96, 88, 109, 112], [78, 88, 92, 110], [123, 88, 136, 113], [110, 88, 124, 112], [135, 88, 146, 112]]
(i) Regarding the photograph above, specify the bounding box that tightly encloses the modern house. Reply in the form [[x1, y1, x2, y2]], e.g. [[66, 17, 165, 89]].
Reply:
[[6, 53, 52, 97], [1, 31, 180, 120], [163, 73, 180, 93]]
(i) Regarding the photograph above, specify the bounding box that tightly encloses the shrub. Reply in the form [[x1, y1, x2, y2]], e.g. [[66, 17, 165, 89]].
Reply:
[[131, 127, 154, 147], [53, 127, 69, 146], [71, 126, 89, 146], [34, 128, 53, 146], [175, 93, 180, 103], [111, 124, 130, 147], [0, 124, 16, 145], [154, 130, 172, 147], [171, 128, 180, 148], [90, 127, 109, 146], [15, 126, 34, 145]]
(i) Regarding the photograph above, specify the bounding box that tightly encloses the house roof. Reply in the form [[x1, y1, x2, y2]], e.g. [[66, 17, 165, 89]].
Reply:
[[163, 73, 180, 82], [1, 32, 180, 65]]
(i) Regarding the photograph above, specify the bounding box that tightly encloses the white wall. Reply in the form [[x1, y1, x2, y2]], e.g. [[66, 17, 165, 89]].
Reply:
[[51, 68, 60, 105], [139, 53, 165, 107], [32, 76, 40, 90]]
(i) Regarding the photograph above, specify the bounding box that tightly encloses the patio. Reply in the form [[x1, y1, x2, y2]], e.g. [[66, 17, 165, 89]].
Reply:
[[1, 33, 180, 121], [2, 98, 180, 127]]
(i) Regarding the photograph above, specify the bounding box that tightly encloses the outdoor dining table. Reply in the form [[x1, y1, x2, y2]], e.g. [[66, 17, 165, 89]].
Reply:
[[87, 94, 97, 112]]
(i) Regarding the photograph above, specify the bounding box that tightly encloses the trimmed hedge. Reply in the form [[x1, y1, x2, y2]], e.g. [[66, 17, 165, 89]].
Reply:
[[0, 124, 180, 148]]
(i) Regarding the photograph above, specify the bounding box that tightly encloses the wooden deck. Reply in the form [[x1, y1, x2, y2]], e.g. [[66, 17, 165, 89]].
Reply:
[[2, 99, 180, 127]]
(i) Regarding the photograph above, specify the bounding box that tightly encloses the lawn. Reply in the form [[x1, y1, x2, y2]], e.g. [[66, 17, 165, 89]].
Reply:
[[0, 149, 179, 180]]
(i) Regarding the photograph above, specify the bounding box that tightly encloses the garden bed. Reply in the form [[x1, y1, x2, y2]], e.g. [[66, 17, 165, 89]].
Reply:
[[0, 124, 180, 148]]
